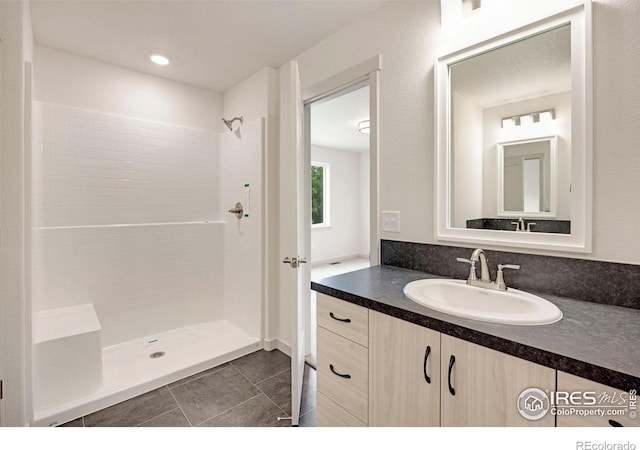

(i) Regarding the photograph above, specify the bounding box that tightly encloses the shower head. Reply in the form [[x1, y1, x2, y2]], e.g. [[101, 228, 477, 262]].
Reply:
[[222, 116, 244, 131]]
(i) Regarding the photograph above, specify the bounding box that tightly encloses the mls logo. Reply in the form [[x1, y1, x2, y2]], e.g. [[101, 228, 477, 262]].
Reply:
[[518, 388, 550, 420]]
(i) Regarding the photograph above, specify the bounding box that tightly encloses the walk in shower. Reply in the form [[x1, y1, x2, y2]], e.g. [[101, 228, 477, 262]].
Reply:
[[30, 103, 265, 426]]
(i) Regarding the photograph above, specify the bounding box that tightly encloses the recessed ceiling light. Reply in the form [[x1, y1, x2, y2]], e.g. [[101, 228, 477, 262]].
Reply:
[[150, 54, 170, 66]]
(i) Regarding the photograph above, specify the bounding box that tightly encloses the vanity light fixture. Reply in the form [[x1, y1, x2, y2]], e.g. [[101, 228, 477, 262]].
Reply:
[[539, 110, 555, 122], [462, 0, 481, 15], [501, 109, 555, 128], [358, 119, 371, 134], [150, 54, 170, 66]]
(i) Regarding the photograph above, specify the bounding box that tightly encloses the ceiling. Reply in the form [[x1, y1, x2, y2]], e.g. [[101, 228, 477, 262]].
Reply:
[[311, 85, 370, 152], [30, 0, 387, 92], [451, 24, 571, 108]]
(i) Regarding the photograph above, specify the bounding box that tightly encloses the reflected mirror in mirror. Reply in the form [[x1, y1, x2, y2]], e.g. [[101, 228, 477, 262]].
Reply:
[[503, 141, 550, 213], [449, 24, 571, 234]]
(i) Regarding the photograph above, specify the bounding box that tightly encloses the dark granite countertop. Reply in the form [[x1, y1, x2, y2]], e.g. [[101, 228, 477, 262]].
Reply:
[[311, 265, 640, 392]]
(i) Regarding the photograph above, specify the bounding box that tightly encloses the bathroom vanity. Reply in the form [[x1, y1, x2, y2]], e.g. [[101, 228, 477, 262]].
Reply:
[[311, 264, 640, 427]]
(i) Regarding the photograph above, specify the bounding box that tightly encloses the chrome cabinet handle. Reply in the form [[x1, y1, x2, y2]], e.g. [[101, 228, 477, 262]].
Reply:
[[423, 345, 432, 384], [329, 364, 351, 379]]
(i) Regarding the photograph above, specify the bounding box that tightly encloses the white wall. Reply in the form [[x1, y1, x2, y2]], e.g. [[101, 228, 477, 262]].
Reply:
[[311, 145, 369, 263], [34, 46, 222, 132], [359, 151, 370, 256], [440, 0, 584, 50], [296, 0, 440, 251], [482, 92, 571, 220], [219, 120, 264, 340], [32, 104, 223, 346], [34, 104, 220, 227], [295, 0, 640, 265], [222, 67, 280, 348], [590, 0, 640, 263], [0, 0, 33, 426], [452, 92, 483, 228]]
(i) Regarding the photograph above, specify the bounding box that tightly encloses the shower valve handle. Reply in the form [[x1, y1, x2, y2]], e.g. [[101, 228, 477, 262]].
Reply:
[[228, 202, 244, 219]]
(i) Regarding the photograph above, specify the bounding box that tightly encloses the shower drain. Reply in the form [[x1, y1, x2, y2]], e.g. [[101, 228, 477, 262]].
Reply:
[[149, 351, 165, 359]]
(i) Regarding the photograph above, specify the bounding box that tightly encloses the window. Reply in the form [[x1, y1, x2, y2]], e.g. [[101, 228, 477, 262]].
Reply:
[[311, 162, 330, 227]]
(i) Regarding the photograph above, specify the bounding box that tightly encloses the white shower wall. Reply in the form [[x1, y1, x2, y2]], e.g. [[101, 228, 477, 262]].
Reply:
[[33, 103, 226, 346], [220, 120, 265, 338]]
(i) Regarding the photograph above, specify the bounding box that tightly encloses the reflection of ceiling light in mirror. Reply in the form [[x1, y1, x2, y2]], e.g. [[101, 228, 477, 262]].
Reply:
[[520, 114, 534, 126], [502, 118, 514, 128], [358, 119, 370, 134], [539, 110, 555, 122], [501, 109, 555, 128], [150, 54, 170, 65], [462, 0, 481, 16]]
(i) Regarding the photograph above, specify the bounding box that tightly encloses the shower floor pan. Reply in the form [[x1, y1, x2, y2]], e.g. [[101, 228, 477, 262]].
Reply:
[[32, 320, 260, 427]]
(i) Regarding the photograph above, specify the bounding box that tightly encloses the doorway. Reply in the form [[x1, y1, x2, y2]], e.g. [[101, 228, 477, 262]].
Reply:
[[306, 83, 372, 366]]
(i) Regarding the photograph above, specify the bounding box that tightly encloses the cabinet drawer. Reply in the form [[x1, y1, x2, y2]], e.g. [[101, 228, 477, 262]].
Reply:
[[317, 293, 368, 347], [317, 326, 368, 424], [316, 392, 366, 427], [556, 372, 639, 427]]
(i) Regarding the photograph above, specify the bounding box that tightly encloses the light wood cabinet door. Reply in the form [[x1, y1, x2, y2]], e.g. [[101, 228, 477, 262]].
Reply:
[[369, 311, 441, 426], [556, 371, 639, 427], [441, 334, 555, 426]]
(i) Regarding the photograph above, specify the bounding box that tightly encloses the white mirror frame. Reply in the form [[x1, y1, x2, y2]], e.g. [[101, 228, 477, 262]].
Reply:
[[497, 135, 558, 219], [435, 2, 592, 253]]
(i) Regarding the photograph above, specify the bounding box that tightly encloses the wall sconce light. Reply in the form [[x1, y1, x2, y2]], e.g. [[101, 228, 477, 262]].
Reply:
[[358, 119, 370, 134], [501, 109, 555, 128]]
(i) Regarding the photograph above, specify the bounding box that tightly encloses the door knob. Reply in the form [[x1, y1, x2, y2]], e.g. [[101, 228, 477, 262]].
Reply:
[[283, 256, 307, 269]]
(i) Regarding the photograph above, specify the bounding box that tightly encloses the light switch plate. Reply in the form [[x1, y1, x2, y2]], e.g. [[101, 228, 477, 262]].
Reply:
[[381, 211, 400, 233]]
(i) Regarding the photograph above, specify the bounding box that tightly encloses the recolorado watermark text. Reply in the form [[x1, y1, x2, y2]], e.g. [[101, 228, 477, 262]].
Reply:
[[576, 442, 636, 450]]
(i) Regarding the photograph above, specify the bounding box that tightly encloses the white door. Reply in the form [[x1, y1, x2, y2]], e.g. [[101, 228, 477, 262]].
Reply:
[[279, 60, 309, 426]]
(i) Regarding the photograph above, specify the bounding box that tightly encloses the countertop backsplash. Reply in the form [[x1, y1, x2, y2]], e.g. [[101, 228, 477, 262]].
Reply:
[[380, 240, 640, 310]]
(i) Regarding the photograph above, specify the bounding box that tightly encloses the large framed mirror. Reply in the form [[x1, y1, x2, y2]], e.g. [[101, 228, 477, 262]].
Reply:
[[435, 2, 592, 252]]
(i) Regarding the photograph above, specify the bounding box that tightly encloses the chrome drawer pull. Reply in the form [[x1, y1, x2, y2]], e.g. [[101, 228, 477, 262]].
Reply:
[[329, 364, 351, 379], [329, 312, 351, 323]]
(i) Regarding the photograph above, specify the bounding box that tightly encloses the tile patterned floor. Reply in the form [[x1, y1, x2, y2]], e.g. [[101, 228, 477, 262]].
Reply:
[[59, 349, 316, 427]]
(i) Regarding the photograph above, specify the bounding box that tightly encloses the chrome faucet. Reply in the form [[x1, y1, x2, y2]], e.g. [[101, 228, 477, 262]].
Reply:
[[511, 217, 525, 232], [470, 248, 491, 283], [456, 248, 520, 291]]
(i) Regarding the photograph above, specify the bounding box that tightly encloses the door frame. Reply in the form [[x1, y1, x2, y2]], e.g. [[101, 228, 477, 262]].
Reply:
[[302, 55, 381, 357]]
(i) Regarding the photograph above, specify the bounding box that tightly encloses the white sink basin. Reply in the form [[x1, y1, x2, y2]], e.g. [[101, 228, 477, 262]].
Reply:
[[403, 279, 562, 325]]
